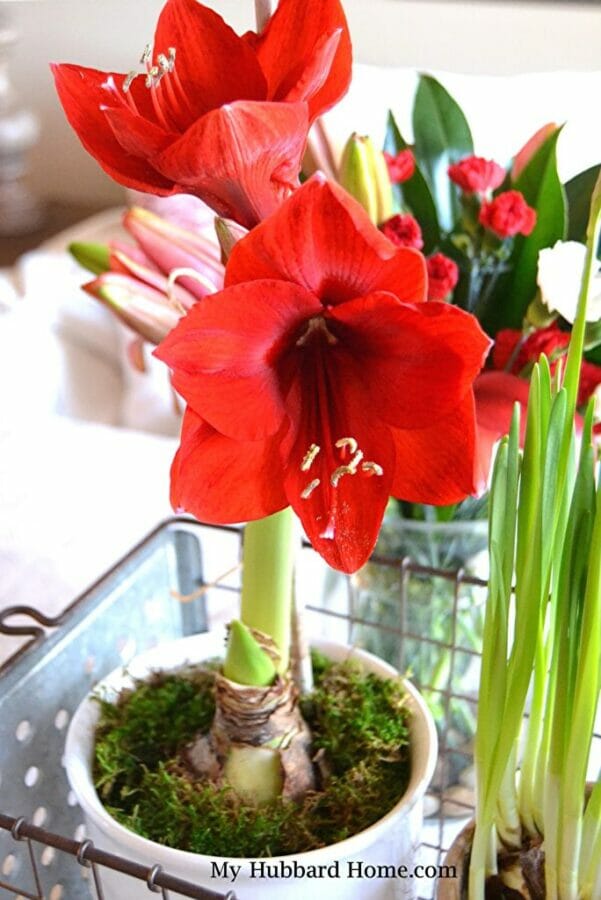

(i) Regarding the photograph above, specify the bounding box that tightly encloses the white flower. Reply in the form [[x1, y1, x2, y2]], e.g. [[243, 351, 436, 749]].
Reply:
[[537, 240, 601, 323]]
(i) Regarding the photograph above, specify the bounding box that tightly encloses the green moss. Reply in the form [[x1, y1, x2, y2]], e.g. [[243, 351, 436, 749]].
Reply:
[[93, 654, 411, 857]]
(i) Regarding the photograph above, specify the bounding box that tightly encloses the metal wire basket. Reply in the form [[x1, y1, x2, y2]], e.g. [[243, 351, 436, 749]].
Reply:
[[0, 517, 506, 899]]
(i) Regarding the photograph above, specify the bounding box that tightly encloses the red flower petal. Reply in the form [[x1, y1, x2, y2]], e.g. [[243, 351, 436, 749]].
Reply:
[[103, 106, 177, 160], [328, 294, 491, 430], [51, 64, 176, 194], [282, 358, 393, 574], [171, 408, 288, 522], [155, 280, 322, 441], [473, 371, 529, 491], [226, 176, 424, 302], [155, 100, 308, 228], [252, 0, 352, 121], [389, 393, 478, 503], [153, 0, 267, 118]]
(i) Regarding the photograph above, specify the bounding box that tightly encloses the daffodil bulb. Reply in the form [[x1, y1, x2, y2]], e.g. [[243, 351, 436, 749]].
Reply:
[[537, 240, 601, 323]]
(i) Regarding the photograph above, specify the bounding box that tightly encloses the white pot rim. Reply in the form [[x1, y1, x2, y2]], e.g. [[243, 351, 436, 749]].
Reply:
[[66, 632, 437, 870]]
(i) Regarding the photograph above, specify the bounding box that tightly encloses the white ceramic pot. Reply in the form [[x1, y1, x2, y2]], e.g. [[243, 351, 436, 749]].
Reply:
[[66, 632, 437, 900]]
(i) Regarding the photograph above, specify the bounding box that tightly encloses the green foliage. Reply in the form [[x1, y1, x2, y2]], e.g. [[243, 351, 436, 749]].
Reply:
[[384, 111, 440, 252], [481, 128, 567, 334], [565, 164, 601, 243], [93, 655, 411, 857], [412, 75, 474, 232]]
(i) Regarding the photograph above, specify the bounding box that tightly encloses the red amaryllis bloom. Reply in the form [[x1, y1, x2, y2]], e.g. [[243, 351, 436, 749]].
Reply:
[[426, 253, 459, 301], [448, 156, 505, 195], [156, 176, 490, 573], [493, 324, 601, 406], [51, 0, 352, 229], [380, 214, 424, 250], [479, 190, 537, 238], [383, 149, 415, 184]]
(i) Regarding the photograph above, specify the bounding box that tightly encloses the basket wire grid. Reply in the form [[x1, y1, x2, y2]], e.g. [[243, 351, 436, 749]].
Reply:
[[1, 517, 598, 900]]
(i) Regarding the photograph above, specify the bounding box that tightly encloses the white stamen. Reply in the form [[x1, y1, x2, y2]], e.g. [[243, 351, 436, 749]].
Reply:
[[301, 444, 320, 472], [331, 465, 353, 487], [301, 479, 320, 500], [140, 43, 152, 66], [362, 461, 383, 477], [157, 53, 174, 74], [335, 437, 358, 456], [145, 65, 162, 89], [167, 268, 217, 313], [123, 71, 137, 93]]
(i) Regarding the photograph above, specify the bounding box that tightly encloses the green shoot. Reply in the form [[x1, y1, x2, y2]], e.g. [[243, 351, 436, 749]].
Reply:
[[468, 173, 601, 898]]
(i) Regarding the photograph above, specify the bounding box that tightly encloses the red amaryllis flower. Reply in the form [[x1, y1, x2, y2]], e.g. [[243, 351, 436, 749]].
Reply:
[[479, 190, 537, 239], [51, 0, 352, 229], [448, 156, 505, 195], [426, 253, 459, 301], [156, 176, 491, 573], [380, 214, 424, 250], [383, 149, 415, 184]]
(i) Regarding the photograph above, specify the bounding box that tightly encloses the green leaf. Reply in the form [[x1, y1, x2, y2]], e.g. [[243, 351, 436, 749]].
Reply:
[[223, 620, 276, 687], [384, 111, 440, 252], [481, 128, 567, 335], [411, 75, 473, 232], [565, 164, 601, 243]]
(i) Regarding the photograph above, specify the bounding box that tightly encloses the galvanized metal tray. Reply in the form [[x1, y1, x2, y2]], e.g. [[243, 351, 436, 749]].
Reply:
[[0, 516, 494, 899]]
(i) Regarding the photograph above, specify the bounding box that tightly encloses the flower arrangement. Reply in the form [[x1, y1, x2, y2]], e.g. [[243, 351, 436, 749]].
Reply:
[[52, 0, 601, 881]]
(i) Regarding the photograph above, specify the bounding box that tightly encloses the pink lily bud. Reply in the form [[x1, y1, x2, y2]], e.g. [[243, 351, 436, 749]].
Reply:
[[84, 273, 182, 345], [123, 207, 225, 300]]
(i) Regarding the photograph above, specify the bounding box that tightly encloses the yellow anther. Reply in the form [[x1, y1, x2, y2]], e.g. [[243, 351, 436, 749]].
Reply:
[[140, 44, 152, 65], [335, 437, 358, 456], [331, 450, 364, 487], [362, 461, 383, 477], [330, 465, 353, 487], [301, 444, 320, 472], [123, 71, 137, 93], [145, 65, 161, 88], [348, 450, 364, 472], [301, 479, 320, 500]]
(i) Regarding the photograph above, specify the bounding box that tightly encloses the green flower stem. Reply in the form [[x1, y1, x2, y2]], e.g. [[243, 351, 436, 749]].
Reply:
[[563, 173, 601, 420], [239, 508, 297, 675]]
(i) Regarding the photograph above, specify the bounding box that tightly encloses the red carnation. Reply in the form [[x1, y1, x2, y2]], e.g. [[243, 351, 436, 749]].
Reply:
[[479, 190, 537, 239], [380, 214, 423, 250], [426, 253, 459, 301], [493, 324, 601, 406], [52, 0, 352, 229], [383, 149, 415, 184], [448, 156, 505, 195], [493, 324, 569, 374], [156, 176, 490, 573], [577, 361, 601, 406]]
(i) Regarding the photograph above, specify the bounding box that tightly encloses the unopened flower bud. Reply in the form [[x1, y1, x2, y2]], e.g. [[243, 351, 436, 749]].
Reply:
[[339, 133, 393, 225]]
